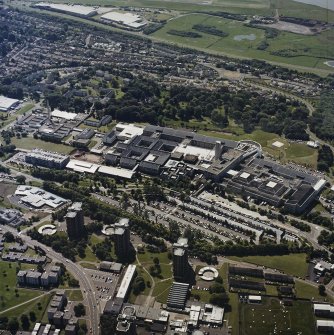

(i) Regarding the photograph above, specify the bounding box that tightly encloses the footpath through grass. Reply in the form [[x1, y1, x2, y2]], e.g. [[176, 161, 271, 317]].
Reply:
[[0, 261, 44, 313]]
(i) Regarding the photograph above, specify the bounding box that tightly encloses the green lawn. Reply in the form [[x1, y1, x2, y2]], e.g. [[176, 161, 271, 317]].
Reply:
[[76, 246, 99, 263], [0, 261, 44, 313], [240, 297, 316, 335], [67, 289, 83, 301], [128, 264, 152, 303], [16, 103, 34, 116], [138, 251, 172, 282], [152, 279, 173, 304], [80, 262, 97, 270], [90, 234, 104, 246], [2, 293, 53, 330], [228, 253, 309, 278], [295, 280, 333, 302], [11, 137, 74, 154]]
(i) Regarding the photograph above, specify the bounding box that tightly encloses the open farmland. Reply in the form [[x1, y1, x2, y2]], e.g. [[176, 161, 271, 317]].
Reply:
[[151, 13, 334, 70]]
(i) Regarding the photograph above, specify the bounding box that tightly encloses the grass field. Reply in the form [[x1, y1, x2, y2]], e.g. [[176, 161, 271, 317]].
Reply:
[[228, 253, 309, 278], [0, 261, 44, 313], [67, 289, 84, 301], [138, 251, 172, 281], [152, 13, 334, 70], [2, 293, 53, 330], [199, 127, 318, 168], [152, 279, 173, 304], [11, 137, 74, 154], [240, 297, 316, 335], [295, 280, 333, 302]]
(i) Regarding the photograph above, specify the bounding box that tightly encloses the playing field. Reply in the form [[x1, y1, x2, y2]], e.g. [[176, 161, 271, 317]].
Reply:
[[240, 298, 316, 335], [228, 253, 309, 278]]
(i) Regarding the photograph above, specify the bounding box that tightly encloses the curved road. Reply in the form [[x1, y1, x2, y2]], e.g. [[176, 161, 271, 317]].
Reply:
[[2, 225, 100, 334]]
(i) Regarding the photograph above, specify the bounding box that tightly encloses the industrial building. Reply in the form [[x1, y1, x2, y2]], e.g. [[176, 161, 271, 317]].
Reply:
[[0, 95, 19, 112], [25, 149, 70, 169], [33, 3, 97, 17], [65, 202, 85, 240], [173, 237, 190, 282], [100, 11, 147, 29]]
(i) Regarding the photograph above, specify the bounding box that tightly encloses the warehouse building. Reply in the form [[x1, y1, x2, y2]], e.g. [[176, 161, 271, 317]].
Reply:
[[33, 3, 97, 17], [0, 95, 19, 112], [100, 11, 147, 29]]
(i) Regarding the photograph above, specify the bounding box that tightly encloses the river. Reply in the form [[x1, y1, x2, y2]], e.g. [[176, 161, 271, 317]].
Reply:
[[292, 0, 334, 11]]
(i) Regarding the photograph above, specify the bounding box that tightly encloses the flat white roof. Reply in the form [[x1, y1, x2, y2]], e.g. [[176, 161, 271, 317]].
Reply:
[[248, 295, 262, 301], [272, 141, 284, 148], [240, 172, 250, 179], [266, 181, 277, 188], [101, 11, 146, 28], [66, 159, 100, 174], [51, 109, 77, 120], [15, 185, 68, 209], [98, 165, 134, 179], [0, 96, 19, 110], [317, 320, 334, 327], [35, 3, 97, 16], [174, 144, 215, 161], [116, 123, 144, 139], [116, 264, 136, 299], [314, 179, 326, 191], [227, 169, 238, 176]]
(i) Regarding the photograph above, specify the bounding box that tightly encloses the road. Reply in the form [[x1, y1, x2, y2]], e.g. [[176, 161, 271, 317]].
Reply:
[[1, 225, 100, 334]]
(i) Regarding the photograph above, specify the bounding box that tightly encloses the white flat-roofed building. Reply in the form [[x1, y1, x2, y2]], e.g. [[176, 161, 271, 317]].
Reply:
[[34, 3, 97, 17], [314, 303, 334, 318], [51, 110, 78, 121], [248, 295, 262, 304], [98, 165, 134, 179], [317, 320, 334, 333], [115, 123, 144, 141], [0, 96, 19, 112], [66, 159, 100, 174], [101, 11, 147, 29], [116, 264, 136, 300], [202, 304, 224, 325], [15, 185, 69, 209]]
